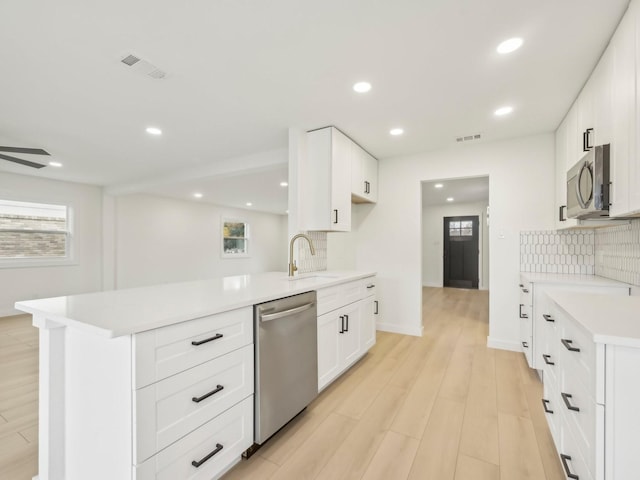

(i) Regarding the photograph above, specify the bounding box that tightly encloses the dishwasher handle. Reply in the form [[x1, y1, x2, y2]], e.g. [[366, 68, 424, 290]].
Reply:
[[260, 302, 315, 322]]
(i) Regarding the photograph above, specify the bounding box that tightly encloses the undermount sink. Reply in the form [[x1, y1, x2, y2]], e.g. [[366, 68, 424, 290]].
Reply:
[[284, 273, 339, 281]]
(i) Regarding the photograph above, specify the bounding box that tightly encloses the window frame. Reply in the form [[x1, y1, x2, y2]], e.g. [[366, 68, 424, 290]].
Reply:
[[0, 197, 76, 269], [221, 218, 250, 259]]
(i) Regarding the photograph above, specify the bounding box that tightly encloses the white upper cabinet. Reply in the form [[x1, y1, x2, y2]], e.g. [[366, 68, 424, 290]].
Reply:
[[303, 127, 352, 231], [609, 3, 636, 217], [351, 144, 378, 203]]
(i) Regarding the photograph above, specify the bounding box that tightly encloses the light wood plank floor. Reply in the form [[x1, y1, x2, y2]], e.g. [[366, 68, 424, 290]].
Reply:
[[0, 314, 39, 480], [0, 288, 565, 480]]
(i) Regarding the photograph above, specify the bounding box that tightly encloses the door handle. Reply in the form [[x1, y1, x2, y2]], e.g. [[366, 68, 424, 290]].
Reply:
[[559, 205, 567, 222], [333, 209, 339, 224], [542, 314, 554, 322], [339, 315, 345, 334], [374, 300, 378, 314], [561, 339, 580, 352], [542, 354, 554, 365], [561, 392, 580, 412], [560, 454, 579, 480], [344, 314, 349, 332], [541, 398, 554, 414], [260, 303, 315, 322], [519, 304, 528, 319]]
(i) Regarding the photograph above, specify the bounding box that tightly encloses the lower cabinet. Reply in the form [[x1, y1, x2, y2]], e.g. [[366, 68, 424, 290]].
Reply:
[[542, 294, 640, 480], [317, 277, 377, 391]]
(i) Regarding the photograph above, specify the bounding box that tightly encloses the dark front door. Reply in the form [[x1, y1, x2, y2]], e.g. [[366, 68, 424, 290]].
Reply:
[[443, 216, 479, 289]]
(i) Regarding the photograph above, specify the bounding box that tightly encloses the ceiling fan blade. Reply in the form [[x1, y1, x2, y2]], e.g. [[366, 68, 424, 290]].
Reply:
[[0, 146, 50, 156], [0, 153, 47, 169]]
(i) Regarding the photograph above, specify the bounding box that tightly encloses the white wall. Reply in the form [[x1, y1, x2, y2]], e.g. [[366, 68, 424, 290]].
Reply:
[[351, 133, 555, 348], [111, 194, 288, 289], [0, 172, 103, 316], [422, 200, 489, 289]]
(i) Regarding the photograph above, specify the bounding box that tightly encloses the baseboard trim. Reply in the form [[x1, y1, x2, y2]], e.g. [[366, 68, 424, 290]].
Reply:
[[0, 307, 21, 318], [422, 282, 442, 288], [376, 322, 423, 337], [486, 336, 522, 352]]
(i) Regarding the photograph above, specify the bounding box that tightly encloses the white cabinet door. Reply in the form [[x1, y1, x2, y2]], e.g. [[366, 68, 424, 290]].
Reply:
[[592, 47, 614, 148], [303, 127, 351, 231], [359, 296, 376, 352], [610, 7, 636, 217], [317, 311, 341, 390], [351, 146, 378, 204], [520, 305, 533, 368], [340, 301, 361, 368], [565, 103, 580, 168], [331, 128, 352, 231], [577, 79, 595, 156]]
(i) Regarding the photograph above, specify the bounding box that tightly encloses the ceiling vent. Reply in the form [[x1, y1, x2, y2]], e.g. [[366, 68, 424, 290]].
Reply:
[[455, 133, 482, 143], [120, 54, 167, 79]]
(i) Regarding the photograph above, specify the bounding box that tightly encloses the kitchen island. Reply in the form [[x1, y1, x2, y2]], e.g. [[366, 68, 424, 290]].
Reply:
[[15, 270, 376, 480]]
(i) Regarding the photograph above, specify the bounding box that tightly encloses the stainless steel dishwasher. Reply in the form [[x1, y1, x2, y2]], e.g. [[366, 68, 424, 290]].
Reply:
[[253, 291, 318, 446]]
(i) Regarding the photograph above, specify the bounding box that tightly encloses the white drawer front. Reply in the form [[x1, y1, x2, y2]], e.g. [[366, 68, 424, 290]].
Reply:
[[134, 345, 254, 463], [361, 277, 376, 298], [560, 370, 598, 468], [317, 285, 343, 316], [559, 421, 595, 480], [134, 395, 253, 480], [519, 279, 532, 306], [133, 307, 253, 388], [542, 380, 561, 448]]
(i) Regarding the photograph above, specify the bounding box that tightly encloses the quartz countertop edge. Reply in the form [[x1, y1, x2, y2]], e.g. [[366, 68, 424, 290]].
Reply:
[[520, 272, 632, 288], [547, 291, 640, 347], [15, 271, 376, 338]]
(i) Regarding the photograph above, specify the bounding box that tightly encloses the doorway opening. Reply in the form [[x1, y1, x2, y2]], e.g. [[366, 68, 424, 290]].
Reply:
[[443, 215, 479, 289]]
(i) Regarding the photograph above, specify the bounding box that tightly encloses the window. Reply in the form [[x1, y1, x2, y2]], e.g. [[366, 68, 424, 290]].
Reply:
[[222, 219, 249, 257], [0, 199, 73, 267], [449, 220, 473, 237]]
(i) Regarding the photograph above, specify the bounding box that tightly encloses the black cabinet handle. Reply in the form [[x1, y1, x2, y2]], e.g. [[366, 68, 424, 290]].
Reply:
[[364, 181, 370, 194], [344, 314, 349, 332], [543, 314, 554, 323], [559, 205, 567, 222], [522, 341, 528, 348], [374, 300, 378, 314], [541, 398, 554, 414], [561, 339, 580, 352], [191, 333, 223, 346], [522, 288, 529, 293], [519, 283, 524, 288], [519, 304, 528, 319], [192, 443, 223, 468], [339, 315, 345, 334], [366, 284, 375, 289], [561, 392, 580, 412], [560, 454, 579, 480], [192, 385, 224, 403], [583, 127, 593, 152], [333, 209, 339, 224], [542, 354, 554, 365]]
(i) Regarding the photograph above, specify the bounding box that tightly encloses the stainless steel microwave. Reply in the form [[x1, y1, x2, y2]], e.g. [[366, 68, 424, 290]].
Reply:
[[566, 144, 610, 219]]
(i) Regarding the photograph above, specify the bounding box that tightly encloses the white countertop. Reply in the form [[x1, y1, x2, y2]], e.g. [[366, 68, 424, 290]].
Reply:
[[520, 272, 631, 288], [15, 271, 375, 338], [547, 291, 640, 347]]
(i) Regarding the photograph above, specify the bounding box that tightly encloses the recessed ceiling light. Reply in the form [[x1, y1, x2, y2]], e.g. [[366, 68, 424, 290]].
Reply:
[[48, 161, 63, 167], [390, 128, 404, 136], [353, 81, 372, 93], [146, 126, 162, 135], [447, 197, 454, 202], [280, 181, 288, 187], [434, 183, 443, 189], [494, 106, 514, 116], [246, 202, 253, 207], [497, 37, 524, 54], [193, 193, 203, 199]]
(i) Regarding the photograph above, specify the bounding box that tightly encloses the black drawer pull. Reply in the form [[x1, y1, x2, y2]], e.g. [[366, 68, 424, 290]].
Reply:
[[344, 314, 349, 332], [192, 385, 224, 403], [560, 454, 579, 479], [333, 209, 339, 224], [366, 284, 375, 289], [522, 341, 528, 348], [191, 443, 223, 468], [541, 398, 554, 414], [543, 314, 554, 322], [522, 288, 529, 293], [339, 316, 345, 334], [561, 339, 580, 352], [519, 304, 528, 319], [374, 300, 378, 314], [191, 333, 223, 346], [519, 283, 524, 288], [542, 354, 554, 365], [561, 392, 580, 412]]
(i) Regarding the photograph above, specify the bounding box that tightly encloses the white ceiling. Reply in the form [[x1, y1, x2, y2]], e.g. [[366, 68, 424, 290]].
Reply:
[[422, 177, 489, 207], [0, 0, 630, 214]]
